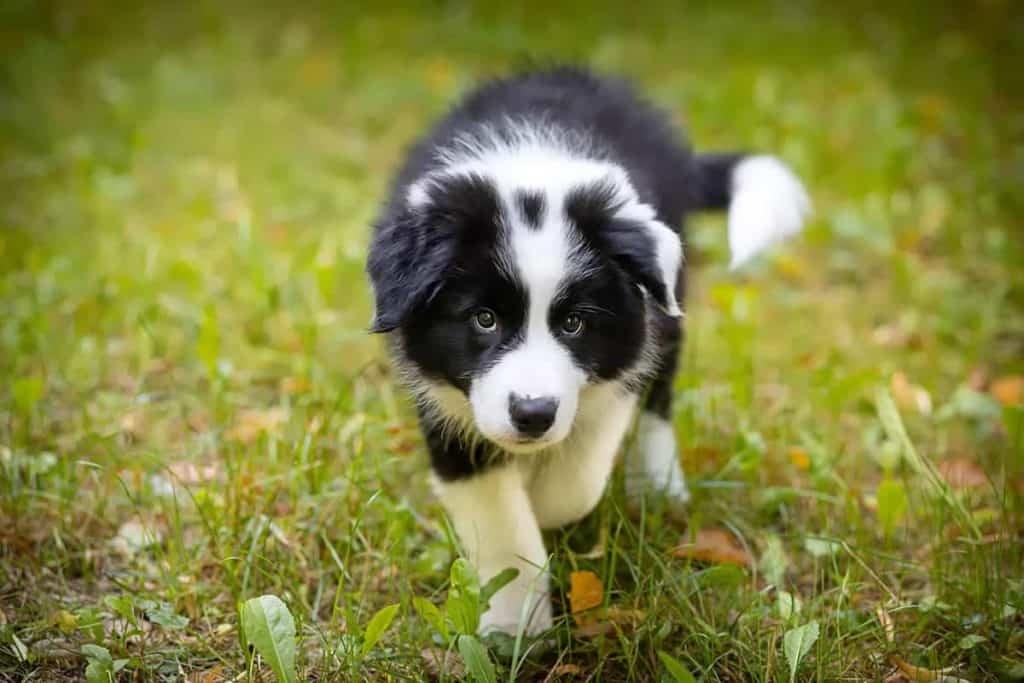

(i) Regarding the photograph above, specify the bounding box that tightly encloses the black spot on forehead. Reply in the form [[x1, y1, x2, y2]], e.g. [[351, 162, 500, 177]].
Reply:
[[513, 189, 546, 229]]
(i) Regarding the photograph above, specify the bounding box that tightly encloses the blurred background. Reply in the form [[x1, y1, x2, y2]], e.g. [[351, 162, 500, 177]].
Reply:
[[1, 1, 1022, 680]]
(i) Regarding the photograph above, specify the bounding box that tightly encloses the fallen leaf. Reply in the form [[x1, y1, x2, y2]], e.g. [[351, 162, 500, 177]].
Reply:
[[890, 655, 966, 682], [788, 447, 810, 471], [547, 663, 585, 679], [991, 375, 1023, 406], [568, 571, 603, 618], [573, 607, 647, 638], [891, 372, 932, 416], [226, 408, 288, 443], [671, 527, 753, 566], [420, 647, 465, 679], [936, 458, 987, 491], [187, 664, 225, 683]]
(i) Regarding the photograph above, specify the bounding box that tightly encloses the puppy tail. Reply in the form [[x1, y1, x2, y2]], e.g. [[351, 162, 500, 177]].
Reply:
[[694, 153, 812, 269]]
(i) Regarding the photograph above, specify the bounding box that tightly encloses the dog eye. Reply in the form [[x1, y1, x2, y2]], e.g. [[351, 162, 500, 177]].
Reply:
[[560, 313, 584, 336], [473, 308, 498, 332]]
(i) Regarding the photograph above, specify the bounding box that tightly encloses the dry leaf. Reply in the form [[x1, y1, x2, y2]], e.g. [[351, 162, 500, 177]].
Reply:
[[187, 664, 225, 683], [226, 408, 287, 443], [788, 447, 811, 471], [546, 663, 585, 679], [890, 655, 965, 682], [936, 458, 987, 491], [568, 571, 603, 618], [671, 527, 753, 566], [991, 375, 1023, 406], [420, 647, 465, 679], [891, 372, 933, 415], [573, 607, 647, 638]]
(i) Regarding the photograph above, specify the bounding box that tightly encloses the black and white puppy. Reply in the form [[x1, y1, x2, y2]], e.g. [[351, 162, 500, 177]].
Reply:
[[367, 67, 809, 635]]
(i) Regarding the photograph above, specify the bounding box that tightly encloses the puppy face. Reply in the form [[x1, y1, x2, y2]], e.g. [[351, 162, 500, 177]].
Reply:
[[369, 156, 681, 452]]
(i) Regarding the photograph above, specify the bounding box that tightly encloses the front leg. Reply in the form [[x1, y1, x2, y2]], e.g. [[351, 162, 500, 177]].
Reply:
[[433, 464, 552, 636]]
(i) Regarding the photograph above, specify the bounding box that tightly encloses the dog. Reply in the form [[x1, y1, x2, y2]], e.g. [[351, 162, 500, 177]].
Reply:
[[366, 66, 810, 636]]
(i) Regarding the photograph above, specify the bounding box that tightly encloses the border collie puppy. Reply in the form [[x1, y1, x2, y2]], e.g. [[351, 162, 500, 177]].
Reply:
[[367, 67, 809, 636]]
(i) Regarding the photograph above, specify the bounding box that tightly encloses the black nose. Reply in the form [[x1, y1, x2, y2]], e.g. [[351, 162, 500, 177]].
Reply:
[[509, 394, 558, 437]]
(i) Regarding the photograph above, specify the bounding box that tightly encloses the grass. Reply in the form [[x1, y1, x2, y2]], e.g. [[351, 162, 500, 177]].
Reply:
[[1, 0, 1023, 680]]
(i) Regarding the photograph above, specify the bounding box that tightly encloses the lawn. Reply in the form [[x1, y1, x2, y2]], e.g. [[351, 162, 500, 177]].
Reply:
[[1, 1, 1022, 680]]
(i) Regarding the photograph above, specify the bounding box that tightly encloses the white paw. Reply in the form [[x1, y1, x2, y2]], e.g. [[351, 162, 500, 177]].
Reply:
[[627, 414, 690, 506], [728, 155, 811, 269], [480, 584, 552, 637]]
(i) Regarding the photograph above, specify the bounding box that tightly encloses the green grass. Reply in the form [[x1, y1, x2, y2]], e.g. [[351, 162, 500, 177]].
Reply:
[[2, 1, 1023, 680]]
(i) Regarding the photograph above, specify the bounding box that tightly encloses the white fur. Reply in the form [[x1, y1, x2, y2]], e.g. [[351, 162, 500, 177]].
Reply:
[[468, 194, 586, 450], [528, 386, 638, 529], [727, 155, 811, 268], [625, 413, 689, 504], [432, 466, 552, 636]]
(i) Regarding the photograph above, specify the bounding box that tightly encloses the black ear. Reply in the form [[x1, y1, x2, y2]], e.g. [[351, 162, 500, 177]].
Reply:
[[567, 181, 683, 317], [367, 173, 504, 332], [366, 208, 456, 333]]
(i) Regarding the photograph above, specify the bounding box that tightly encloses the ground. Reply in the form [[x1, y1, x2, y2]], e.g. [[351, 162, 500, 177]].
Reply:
[[1, 1, 1023, 681]]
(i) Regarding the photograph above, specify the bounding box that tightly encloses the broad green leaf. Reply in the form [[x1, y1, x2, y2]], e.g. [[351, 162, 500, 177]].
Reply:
[[413, 597, 449, 641], [240, 595, 297, 683], [447, 559, 482, 635], [876, 477, 908, 538], [480, 567, 519, 604], [145, 602, 189, 630], [361, 603, 400, 657], [776, 590, 802, 622], [82, 644, 114, 683], [457, 635, 496, 683], [783, 620, 819, 683], [450, 558, 480, 593], [658, 650, 697, 683]]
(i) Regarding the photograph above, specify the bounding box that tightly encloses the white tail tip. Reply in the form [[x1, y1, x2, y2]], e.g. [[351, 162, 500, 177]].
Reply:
[[727, 155, 811, 269]]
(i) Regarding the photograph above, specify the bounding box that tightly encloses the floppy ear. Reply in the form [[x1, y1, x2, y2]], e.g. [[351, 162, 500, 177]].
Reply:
[[566, 180, 683, 317], [366, 209, 456, 333], [600, 216, 683, 317]]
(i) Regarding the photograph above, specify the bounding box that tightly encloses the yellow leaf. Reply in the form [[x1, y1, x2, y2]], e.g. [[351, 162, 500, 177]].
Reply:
[[671, 527, 753, 567], [890, 655, 964, 682], [788, 447, 811, 471], [991, 375, 1023, 406], [568, 571, 603, 618]]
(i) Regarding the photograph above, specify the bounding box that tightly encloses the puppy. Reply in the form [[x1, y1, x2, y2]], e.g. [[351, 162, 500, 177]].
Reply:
[[366, 67, 809, 636]]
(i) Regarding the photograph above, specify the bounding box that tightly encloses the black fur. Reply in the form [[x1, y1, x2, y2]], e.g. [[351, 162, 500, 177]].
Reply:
[[367, 66, 745, 480]]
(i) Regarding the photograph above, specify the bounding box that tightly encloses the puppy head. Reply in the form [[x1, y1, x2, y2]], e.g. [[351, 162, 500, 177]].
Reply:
[[367, 161, 681, 452]]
